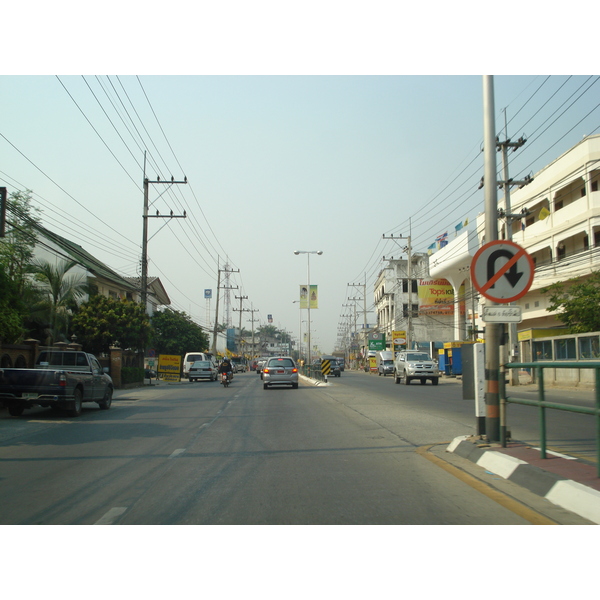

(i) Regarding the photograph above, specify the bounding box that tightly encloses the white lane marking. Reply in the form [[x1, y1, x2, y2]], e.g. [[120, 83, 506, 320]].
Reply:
[[169, 448, 186, 459], [94, 507, 128, 525]]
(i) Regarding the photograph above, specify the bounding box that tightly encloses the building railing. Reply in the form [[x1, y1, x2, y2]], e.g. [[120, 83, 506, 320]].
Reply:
[[500, 361, 600, 477]]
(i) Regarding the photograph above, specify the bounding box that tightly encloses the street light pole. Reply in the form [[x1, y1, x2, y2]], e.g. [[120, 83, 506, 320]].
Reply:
[[294, 250, 323, 367]]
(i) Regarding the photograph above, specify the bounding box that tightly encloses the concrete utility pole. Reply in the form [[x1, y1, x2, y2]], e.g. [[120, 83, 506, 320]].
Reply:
[[247, 304, 259, 361], [141, 152, 187, 310], [211, 262, 239, 355], [0, 187, 7, 238], [497, 110, 533, 385], [483, 75, 500, 442], [382, 233, 413, 349], [233, 294, 249, 354]]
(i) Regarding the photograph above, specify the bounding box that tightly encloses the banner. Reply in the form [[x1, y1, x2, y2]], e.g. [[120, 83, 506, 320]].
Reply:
[[300, 285, 318, 309], [418, 279, 466, 315]]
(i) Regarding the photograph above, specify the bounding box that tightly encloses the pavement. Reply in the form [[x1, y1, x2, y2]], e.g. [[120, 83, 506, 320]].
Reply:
[[445, 435, 600, 524]]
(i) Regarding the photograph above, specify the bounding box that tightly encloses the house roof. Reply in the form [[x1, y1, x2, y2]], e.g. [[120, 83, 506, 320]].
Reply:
[[124, 276, 171, 306], [36, 226, 138, 292]]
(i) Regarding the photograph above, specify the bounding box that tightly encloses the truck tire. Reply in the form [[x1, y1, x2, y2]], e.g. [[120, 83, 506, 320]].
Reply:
[[8, 403, 24, 417], [403, 371, 411, 385], [394, 371, 400, 384], [99, 387, 112, 410], [69, 388, 83, 417], [431, 378, 439, 385]]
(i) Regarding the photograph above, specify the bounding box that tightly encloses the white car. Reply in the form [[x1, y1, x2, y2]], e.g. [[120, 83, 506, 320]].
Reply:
[[394, 352, 439, 385]]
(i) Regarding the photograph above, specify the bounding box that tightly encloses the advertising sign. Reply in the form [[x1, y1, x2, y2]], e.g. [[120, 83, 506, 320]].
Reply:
[[368, 332, 385, 351], [300, 285, 318, 309], [204, 289, 212, 299], [158, 354, 181, 382], [392, 330, 406, 351], [418, 279, 459, 314]]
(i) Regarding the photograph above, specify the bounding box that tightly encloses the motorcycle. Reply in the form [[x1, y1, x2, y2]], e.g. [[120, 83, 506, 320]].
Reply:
[[221, 371, 230, 387]]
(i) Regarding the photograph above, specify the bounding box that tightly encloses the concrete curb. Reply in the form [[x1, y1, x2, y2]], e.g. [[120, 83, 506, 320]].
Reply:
[[299, 374, 329, 386], [447, 436, 600, 524]]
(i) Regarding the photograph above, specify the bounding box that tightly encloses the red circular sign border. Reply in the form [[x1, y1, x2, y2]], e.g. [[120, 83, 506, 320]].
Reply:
[[471, 239, 535, 303]]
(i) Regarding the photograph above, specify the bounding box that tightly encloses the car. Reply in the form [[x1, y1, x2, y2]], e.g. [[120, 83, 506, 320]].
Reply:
[[145, 368, 157, 379], [393, 351, 439, 385], [262, 356, 299, 389], [256, 357, 269, 378], [319, 356, 341, 377], [188, 360, 217, 382]]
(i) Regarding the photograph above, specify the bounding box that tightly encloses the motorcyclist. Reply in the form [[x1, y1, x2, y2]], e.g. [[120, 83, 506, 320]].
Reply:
[[218, 359, 233, 382]]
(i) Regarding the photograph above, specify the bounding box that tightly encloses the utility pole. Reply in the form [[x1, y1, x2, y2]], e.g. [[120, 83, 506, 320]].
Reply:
[[247, 304, 260, 363], [142, 152, 187, 310], [497, 110, 533, 385], [211, 262, 239, 355], [483, 75, 500, 442], [383, 233, 413, 349], [0, 187, 7, 238], [233, 294, 248, 355]]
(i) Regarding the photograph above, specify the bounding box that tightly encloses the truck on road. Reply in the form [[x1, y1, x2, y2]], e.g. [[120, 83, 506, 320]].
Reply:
[[0, 350, 114, 417]]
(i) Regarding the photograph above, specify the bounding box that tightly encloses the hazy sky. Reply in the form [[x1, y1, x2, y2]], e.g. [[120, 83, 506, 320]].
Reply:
[[2, 7, 598, 353]]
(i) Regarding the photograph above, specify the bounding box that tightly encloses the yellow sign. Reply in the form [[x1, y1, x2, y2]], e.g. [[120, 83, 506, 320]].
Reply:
[[369, 357, 377, 372], [418, 279, 455, 314], [321, 359, 331, 375], [158, 354, 181, 382]]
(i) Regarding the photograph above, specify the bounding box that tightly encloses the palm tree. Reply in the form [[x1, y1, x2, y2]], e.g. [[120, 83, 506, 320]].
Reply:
[[29, 259, 88, 345]]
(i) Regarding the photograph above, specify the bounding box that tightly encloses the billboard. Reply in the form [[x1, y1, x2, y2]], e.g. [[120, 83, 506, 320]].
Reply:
[[418, 279, 464, 314], [158, 354, 181, 382], [300, 285, 318, 309]]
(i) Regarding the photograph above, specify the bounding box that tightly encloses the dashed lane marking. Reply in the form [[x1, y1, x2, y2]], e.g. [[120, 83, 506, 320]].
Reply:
[[94, 506, 128, 525]]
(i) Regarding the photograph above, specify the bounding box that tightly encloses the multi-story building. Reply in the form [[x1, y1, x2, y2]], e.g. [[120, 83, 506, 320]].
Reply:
[[430, 134, 600, 369], [374, 254, 455, 350]]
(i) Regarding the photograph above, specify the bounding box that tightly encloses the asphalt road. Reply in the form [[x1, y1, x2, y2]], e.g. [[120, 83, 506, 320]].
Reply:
[[0, 370, 594, 524]]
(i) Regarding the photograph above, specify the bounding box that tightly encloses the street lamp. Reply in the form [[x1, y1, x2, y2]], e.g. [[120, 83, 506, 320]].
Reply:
[[294, 250, 323, 367]]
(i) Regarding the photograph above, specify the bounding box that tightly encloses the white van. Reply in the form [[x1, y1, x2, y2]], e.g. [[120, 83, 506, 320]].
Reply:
[[183, 352, 212, 378]]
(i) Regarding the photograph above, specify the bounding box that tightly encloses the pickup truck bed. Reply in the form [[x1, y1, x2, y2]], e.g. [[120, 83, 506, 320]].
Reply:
[[0, 351, 114, 417]]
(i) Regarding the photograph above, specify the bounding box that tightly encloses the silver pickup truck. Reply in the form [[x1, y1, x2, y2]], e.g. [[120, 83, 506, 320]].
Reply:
[[0, 350, 113, 417], [393, 351, 439, 386]]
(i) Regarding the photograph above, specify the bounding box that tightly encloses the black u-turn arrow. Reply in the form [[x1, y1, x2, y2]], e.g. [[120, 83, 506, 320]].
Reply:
[[487, 249, 523, 288]]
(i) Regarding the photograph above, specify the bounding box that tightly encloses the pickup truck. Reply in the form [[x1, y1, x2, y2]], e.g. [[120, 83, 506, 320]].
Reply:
[[0, 350, 113, 417], [393, 351, 439, 386]]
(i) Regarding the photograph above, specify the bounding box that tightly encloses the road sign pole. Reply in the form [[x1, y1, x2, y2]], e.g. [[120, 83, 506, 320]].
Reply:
[[483, 76, 500, 442]]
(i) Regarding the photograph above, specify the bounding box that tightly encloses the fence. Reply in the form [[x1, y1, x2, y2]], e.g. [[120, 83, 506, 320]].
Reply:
[[501, 361, 600, 477]]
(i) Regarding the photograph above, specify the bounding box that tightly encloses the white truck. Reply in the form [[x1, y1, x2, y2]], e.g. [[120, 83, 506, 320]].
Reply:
[[376, 351, 395, 376], [393, 351, 439, 385]]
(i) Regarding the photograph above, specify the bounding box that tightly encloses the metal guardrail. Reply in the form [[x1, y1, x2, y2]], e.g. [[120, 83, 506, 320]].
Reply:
[[500, 361, 600, 477], [300, 365, 326, 381]]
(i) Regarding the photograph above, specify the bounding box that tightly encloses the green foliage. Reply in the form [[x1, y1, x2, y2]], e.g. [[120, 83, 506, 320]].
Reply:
[[28, 258, 88, 345], [121, 367, 144, 385], [542, 272, 600, 333], [0, 190, 42, 342], [72, 295, 151, 355], [151, 309, 209, 355]]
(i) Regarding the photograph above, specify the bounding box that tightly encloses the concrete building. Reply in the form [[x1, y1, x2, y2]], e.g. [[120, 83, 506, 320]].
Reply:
[[429, 134, 600, 380]]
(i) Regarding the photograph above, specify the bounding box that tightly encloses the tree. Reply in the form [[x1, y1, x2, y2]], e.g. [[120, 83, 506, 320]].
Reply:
[[71, 295, 151, 355], [29, 258, 88, 345], [150, 309, 209, 355], [0, 190, 42, 342], [542, 272, 600, 333]]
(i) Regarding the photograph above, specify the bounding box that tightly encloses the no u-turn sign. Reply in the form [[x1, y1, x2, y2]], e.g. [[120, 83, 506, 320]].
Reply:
[[471, 240, 534, 303]]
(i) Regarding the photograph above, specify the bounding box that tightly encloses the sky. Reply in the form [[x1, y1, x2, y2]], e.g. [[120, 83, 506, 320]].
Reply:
[[2, 5, 599, 355]]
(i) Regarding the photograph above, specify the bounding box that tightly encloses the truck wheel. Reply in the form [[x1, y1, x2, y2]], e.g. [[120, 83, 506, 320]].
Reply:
[[431, 378, 439, 386], [69, 388, 83, 417], [403, 371, 411, 385], [99, 387, 112, 410], [8, 404, 24, 417], [394, 371, 400, 384], [420, 378, 426, 385]]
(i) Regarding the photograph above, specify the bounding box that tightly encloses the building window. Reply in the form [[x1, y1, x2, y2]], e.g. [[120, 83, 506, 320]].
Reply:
[[581, 187, 586, 197], [534, 301, 540, 308], [533, 340, 552, 361], [579, 336, 600, 359], [554, 338, 576, 360], [592, 180, 598, 192], [555, 199, 563, 211], [108, 290, 118, 299], [557, 244, 566, 260]]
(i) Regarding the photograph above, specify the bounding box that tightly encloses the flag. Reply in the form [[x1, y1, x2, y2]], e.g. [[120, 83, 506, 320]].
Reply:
[[435, 232, 448, 242], [455, 221, 463, 233], [463, 218, 469, 227], [427, 242, 436, 256], [539, 206, 550, 220]]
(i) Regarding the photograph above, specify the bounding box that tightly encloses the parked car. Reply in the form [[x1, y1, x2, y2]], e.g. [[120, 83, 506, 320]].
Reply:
[[394, 351, 439, 385], [0, 350, 113, 417], [262, 356, 299, 389], [183, 352, 213, 378], [188, 360, 217, 382]]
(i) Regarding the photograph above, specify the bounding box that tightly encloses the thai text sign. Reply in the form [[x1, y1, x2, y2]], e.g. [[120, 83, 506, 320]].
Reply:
[[158, 354, 181, 382], [418, 279, 454, 313]]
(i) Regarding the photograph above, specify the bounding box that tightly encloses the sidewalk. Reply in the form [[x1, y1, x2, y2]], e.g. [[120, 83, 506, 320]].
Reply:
[[447, 435, 600, 524]]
